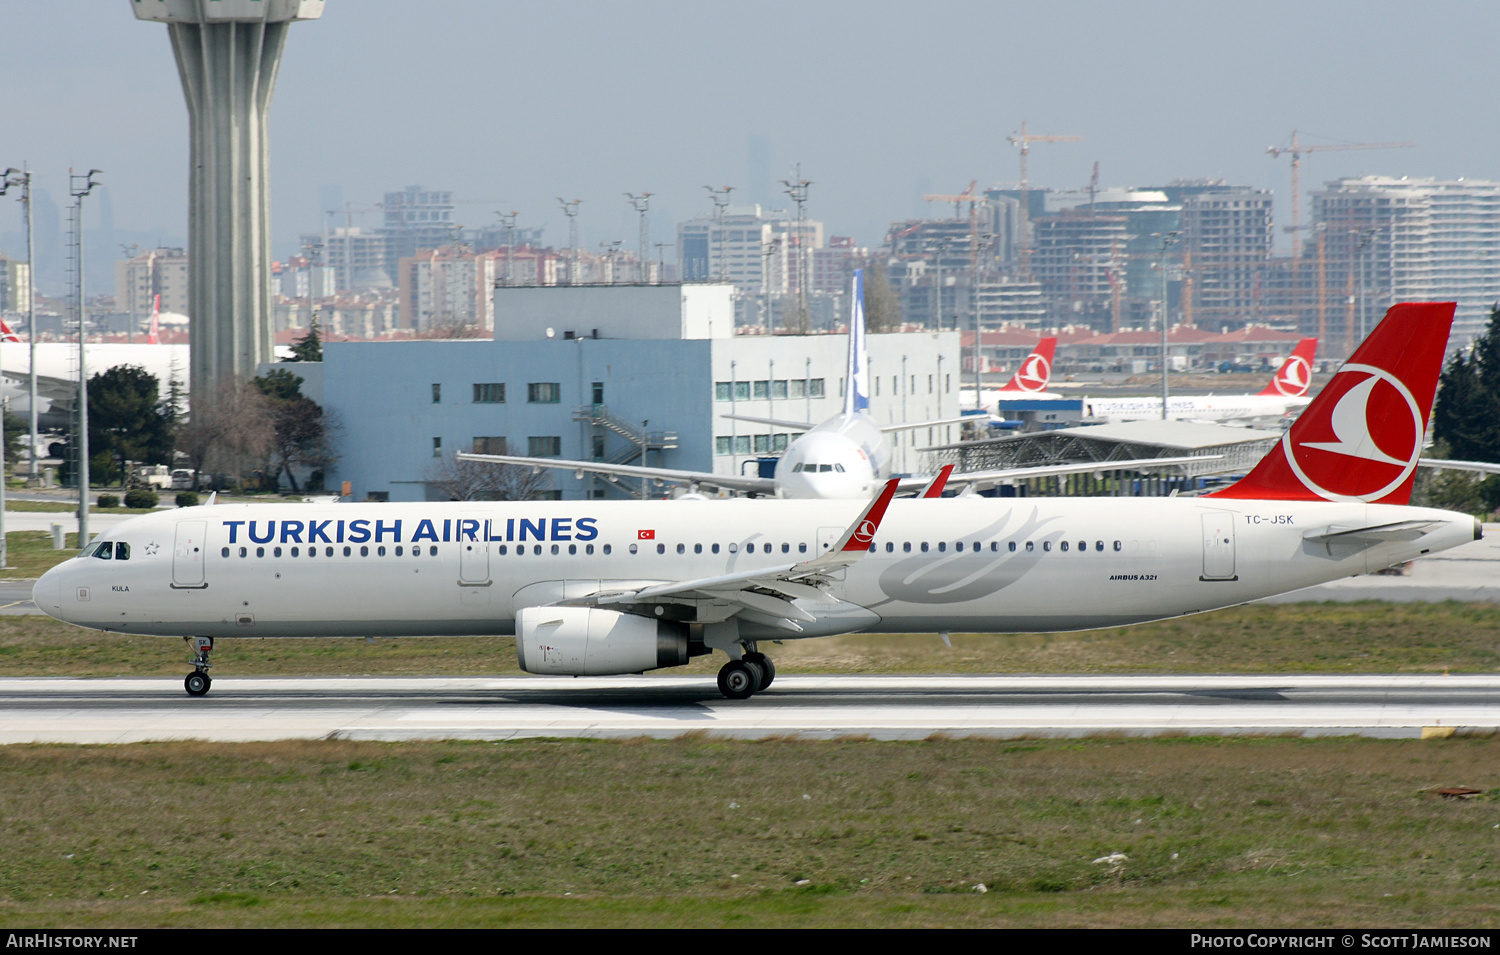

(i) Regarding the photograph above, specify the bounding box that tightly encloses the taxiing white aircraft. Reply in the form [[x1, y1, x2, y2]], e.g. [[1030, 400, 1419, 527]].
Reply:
[[459, 275, 1195, 498], [1082, 338, 1319, 426], [35, 302, 1475, 701]]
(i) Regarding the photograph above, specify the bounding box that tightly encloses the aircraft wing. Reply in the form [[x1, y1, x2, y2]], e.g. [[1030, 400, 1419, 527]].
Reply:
[[880, 414, 994, 434], [1420, 457, 1500, 475], [904, 454, 1223, 494], [720, 413, 817, 431], [0, 368, 75, 404], [590, 480, 900, 632], [455, 451, 776, 495]]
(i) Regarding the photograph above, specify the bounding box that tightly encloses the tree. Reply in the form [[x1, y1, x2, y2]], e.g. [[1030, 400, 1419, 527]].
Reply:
[[1433, 303, 1500, 461], [175, 377, 275, 491], [54, 365, 176, 486], [252, 370, 337, 492], [286, 314, 323, 362], [426, 446, 554, 501], [864, 259, 902, 333]]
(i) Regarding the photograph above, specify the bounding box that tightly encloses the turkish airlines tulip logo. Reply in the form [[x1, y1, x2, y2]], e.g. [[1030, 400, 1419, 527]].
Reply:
[[1013, 354, 1050, 392], [1285, 364, 1423, 502], [1272, 355, 1312, 397], [853, 520, 877, 544]]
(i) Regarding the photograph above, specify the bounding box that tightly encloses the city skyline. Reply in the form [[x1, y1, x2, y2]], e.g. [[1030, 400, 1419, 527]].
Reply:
[[5, 1, 1500, 295]]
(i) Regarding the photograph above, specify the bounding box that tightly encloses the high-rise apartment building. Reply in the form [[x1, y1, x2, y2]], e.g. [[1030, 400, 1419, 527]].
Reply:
[[0, 253, 30, 315], [1313, 176, 1500, 348], [397, 249, 499, 332], [381, 186, 457, 279], [115, 248, 189, 318], [1179, 186, 1273, 330]]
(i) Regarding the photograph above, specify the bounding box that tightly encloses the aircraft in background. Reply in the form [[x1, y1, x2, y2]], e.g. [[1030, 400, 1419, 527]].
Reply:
[[1082, 338, 1319, 426], [460, 276, 1195, 498], [34, 302, 1475, 700], [0, 342, 190, 431]]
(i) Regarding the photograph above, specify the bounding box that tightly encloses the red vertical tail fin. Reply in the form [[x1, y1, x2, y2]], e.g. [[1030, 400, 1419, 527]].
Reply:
[[1208, 303, 1453, 504], [998, 337, 1057, 393], [1257, 337, 1318, 397]]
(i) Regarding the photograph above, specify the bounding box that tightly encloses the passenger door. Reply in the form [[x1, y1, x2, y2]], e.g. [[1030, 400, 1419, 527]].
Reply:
[[172, 521, 207, 588]]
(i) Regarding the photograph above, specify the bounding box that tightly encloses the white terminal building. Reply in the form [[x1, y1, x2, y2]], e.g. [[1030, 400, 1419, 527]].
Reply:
[[320, 284, 959, 501]]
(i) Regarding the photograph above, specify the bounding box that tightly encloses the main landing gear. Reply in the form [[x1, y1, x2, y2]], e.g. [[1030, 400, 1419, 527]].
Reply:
[[184, 636, 214, 697], [716, 650, 776, 700]]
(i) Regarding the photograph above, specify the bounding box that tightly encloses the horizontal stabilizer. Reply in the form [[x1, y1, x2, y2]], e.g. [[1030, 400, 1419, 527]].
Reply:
[[1303, 519, 1445, 546]]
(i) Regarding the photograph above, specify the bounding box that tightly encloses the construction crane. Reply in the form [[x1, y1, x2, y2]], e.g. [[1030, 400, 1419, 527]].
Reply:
[[921, 180, 983, 270], [1266, 131, 1415, 257], [1007, 120, 1081, 274]]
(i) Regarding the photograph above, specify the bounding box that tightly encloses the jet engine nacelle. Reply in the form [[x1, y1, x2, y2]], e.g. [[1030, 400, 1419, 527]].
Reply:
[[515, 606, 690, 675]]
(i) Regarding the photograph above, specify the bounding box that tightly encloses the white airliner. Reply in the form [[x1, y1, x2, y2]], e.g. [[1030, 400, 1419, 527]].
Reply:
[[459, 276, 1193, 498], [1082, 338, 1320, 426], [963, 337, 1060, 408], [34, 302, 1476, 701], [0, 342, 190, 430]]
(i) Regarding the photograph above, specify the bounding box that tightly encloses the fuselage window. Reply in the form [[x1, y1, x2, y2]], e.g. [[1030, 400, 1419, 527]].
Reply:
[[568, 544, 577, 555], [712, 543, 720, 554], [728, 543, 738, 554], [219, 547, 229, 559], [1007, 541, 1015, 552], [677, 543, 685, 555], [1025, 541, 1034, 552], [239, 547, 247, 558], [937, 542, 946, 552], [395, 546, 404, 557], [1095, 541, 1104, 552], [326, 547, 335, 557], [1078, 541, 1087, 553], [256, 547, 265, 558], [868, 543, 876, 553], [694, 543, 702, 554], [274, 546, 283, 558], [782, 543, 790, 554], [630, 543, 638, 555], [360, 546, 369, 557], [1060, 541, 1069, 552], [291, 547, 300, 557], [745, 543, 755, 554], [1043, 541, 1052, 552], [973, 541, 981, 552], [1113, 541, 1122, 552], [799, 543, 807, 554], [885, 542, 894, 553], [378, 546, 386, 557], [585, 544, 594, 555], [903, 542, 912, 553], [498, 545, 508, 555], [603, 544, 612, 555], [552, 544, 560, 555], [920, 542, 929, 552], [309, 547, 317, 558], [344, 546, 352, 557], [657, 543, 666, 555]]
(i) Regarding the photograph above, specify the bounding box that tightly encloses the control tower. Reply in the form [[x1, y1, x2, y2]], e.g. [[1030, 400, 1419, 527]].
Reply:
[[131, 0, 324, 396]]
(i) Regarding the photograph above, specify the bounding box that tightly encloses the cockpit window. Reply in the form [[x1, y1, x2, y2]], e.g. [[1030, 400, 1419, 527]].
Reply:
[[90, 541, 112, 560], [114, 542, 130, 561]]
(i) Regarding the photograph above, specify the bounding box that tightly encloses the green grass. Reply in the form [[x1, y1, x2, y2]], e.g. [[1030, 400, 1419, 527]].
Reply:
[[2, 600, 1496, 678], [0, 737, 1494, 927], [1, 531, 82, 579]]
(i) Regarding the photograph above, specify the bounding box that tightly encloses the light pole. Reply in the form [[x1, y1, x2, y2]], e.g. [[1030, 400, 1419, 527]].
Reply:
[[556, 198, 581, 284], [624, 193, 652, 283], [704, 186, 733, 281], [1154, 231, 1181, 420], [1, 165, 37, 495], [71, 169, 102, 548], [494, 210, 519, 285], [1355, 227, 1377, 344], [779, 169, 812, 334]]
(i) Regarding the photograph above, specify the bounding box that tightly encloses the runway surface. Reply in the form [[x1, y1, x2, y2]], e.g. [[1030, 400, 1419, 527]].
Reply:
[[0, 674, 1495, 744]]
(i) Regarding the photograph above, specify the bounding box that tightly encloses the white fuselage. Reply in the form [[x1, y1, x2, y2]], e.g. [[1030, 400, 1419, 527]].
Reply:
[[773, 412, 889, 498], [1084, 393, 1311, 426], [36, 497, 1475, 641]]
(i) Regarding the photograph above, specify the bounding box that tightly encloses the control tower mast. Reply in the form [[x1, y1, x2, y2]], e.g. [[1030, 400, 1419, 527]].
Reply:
[[131, 0, 325, 397]]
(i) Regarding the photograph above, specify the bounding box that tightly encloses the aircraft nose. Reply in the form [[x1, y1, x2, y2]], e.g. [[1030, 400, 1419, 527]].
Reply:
[[33, 567, 63, 620]]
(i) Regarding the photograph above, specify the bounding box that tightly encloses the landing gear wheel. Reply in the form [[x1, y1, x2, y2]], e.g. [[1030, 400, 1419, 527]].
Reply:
[[184, 672, 211, 697], [717, 660, 758, 700], [744, 652, 775, 690]]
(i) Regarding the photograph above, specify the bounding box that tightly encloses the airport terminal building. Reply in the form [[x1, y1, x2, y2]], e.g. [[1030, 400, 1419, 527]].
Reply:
[[322, 284, 960, 501]]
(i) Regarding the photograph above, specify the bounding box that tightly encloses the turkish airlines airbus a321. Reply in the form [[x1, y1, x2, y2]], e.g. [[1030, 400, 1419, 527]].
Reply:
[[35, 303, 1475, 699]]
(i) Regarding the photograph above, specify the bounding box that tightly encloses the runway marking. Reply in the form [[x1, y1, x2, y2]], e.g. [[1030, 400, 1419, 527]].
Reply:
[[0, 600, 32, 610]]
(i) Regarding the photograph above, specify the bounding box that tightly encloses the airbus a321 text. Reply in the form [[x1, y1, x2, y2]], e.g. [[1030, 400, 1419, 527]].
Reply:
[[34, 302, 1474, 700]]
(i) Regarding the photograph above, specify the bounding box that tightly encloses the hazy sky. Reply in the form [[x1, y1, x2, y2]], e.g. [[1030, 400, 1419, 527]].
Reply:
[[4, 0, 1499, 290]]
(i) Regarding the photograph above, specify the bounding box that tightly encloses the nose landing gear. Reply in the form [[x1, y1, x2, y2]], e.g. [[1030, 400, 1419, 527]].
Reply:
[[183, 636, 213, 697]]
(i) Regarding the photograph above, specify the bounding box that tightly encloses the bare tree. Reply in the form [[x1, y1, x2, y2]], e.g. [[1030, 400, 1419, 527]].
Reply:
[[426, 447, 554, 501], [176, 377, 275, 490]]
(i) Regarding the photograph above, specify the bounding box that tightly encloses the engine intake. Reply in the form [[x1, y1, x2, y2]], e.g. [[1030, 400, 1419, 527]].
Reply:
[[515, 607, 690, 675]]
